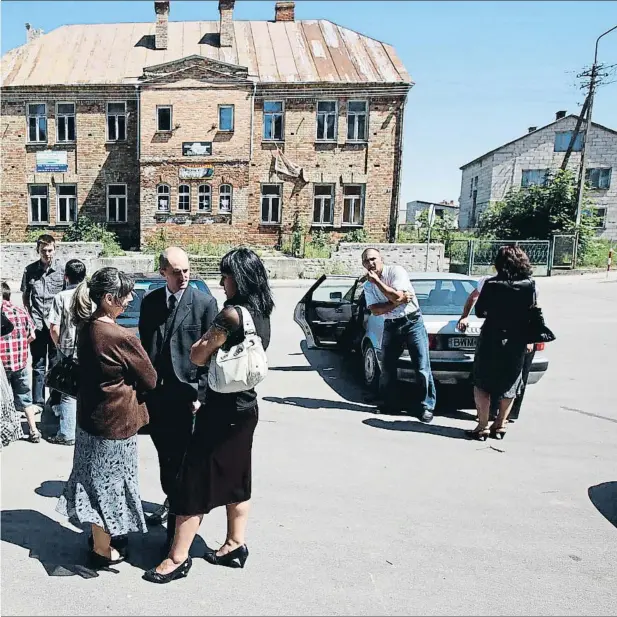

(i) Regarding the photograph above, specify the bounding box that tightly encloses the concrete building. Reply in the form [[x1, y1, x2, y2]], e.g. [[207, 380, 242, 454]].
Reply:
[[399, 200, 458, 225], [0, 1, 412, 249], [458, 111, 617, 239]]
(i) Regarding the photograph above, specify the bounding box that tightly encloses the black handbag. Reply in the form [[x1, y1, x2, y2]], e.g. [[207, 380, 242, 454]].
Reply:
[[527, 281, 556, 344], [44, 342, 79, 399]]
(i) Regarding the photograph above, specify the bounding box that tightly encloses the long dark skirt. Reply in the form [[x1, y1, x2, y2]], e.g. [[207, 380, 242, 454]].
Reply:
[[171, 397, 258, 516], [473, 327, 527, 400]]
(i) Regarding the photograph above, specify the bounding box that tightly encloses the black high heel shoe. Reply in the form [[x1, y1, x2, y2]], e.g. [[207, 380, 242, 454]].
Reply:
[[465, 425, 490, 441], [490, 425, 507, 440], [88, 549, 126, 572], [142, 557, 192, 584], [88, 534, 129, 558], [204, 544, 249, 569]]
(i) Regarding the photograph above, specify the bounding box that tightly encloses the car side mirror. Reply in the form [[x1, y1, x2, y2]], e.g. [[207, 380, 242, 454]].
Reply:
[[330, 291, 343, 302]]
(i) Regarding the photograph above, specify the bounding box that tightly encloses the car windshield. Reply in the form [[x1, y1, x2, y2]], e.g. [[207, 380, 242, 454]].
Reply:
[[122, 280, 209, 315], [411, 278, 478, 315]]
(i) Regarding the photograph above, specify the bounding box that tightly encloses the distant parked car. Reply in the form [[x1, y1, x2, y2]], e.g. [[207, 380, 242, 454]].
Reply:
[[294, 273, 549, 396], [117, 273, 212, 336]]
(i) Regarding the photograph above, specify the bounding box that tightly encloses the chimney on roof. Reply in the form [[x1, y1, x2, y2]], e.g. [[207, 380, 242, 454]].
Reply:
[[219, 0, 235, 48], [528, 126, 537, 133], [275, 2, 295, 22], [25, 23, 43, 43], [556, 110, 567, 120], [154, 1, 170, 50]]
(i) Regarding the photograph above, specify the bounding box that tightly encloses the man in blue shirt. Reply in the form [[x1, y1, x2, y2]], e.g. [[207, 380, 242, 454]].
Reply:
[[362, 248, 436, 422]]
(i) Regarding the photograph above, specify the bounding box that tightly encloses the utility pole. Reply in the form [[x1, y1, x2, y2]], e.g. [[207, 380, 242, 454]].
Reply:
[[574, 25, 617, 229]]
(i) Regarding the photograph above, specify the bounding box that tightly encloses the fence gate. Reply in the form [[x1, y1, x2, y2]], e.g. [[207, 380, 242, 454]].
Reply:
[[448, 239, 551, 277], [550, 234, 577, 271]]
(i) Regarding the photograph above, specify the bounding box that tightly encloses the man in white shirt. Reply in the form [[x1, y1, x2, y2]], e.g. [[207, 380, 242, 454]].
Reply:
[[362, 248, 436, 422]]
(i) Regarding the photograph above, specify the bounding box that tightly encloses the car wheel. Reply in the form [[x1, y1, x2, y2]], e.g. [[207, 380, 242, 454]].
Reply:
[[363, 343, 380, 392]]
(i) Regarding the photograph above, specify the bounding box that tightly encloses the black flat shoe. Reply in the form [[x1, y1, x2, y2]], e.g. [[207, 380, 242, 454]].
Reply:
[[87, 535, 129, 558], [89, 550, 125, 572], [143, 557, 192, 584], [204, 544, 249, 569]]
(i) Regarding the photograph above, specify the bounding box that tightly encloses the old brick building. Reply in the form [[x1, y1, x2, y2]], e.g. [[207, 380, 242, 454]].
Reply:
[[1, 1, 412, 249]]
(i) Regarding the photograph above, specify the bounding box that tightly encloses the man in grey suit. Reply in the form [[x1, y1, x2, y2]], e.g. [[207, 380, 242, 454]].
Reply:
[[139, 247, 218, 552]]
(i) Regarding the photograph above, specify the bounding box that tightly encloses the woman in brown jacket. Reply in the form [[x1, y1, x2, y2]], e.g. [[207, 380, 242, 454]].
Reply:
[[56, 268, 157, 570]]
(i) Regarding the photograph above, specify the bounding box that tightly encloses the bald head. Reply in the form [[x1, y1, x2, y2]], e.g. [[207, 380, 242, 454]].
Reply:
[[159, 246, 190, 293], [361, 248, 383, 274]]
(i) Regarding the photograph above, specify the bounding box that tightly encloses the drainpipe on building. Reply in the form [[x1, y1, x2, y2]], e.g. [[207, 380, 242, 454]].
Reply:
[[135, 84, 141, 161], [388, 98, 406, 243], [249, 81, 257, 161]]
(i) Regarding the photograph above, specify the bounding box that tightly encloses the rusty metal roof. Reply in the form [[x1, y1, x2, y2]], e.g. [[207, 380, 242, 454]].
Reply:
[[1, 20, 411, 87]]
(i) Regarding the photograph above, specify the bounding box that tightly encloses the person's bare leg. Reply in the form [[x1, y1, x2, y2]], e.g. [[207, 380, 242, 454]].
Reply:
[[473, 387, 491, 429], [156, 514, 203, 574], [23, 405, 40, 438], [218, 500, 251, 555], [493, 397, 515, 430], [91, 524, 120, 560]]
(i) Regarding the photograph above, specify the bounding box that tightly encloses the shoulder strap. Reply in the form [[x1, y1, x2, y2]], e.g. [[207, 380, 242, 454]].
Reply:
[[236, 306, 257, 336]]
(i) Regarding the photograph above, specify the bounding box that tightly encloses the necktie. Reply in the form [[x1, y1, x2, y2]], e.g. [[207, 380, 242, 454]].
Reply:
[[164, 294, 177, 337], [168, 294, 177, 312]]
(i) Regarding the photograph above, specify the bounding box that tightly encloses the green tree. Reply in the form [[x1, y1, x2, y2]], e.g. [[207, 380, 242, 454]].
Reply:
[[62, 215, 124, 256], [477, 169, 598, 243]]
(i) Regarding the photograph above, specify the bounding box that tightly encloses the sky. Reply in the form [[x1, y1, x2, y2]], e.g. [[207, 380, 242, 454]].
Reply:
[[2, 0, 616, 206]]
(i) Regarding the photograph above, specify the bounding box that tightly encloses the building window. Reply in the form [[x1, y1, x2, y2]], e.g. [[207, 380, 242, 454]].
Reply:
[[342, 184, 365, 226], [157, 184, 170, 211], [554, 131, 583, 152], [347, 100, 367, 141], [469, 175, 478, 198], [178, 184, 190, 211], [219, 105, 234, 132], [29, 185, 49, 223], [27, 103, 47, 143], [56, 103, 75, 142], [219, 184, 232, 213], [521, 169, 549, 188], [107, 184, 127, 223], [261, 184, 282, 224], [198, 184, 212, 211], [263, 101, 284, 141], [57, 185, 77, 224], [313, 184, 334, 225], [157, 106, 172, 132], [586, 168, 612, 190], [316, 101, 337, 141], [107, 102, 127, 142]]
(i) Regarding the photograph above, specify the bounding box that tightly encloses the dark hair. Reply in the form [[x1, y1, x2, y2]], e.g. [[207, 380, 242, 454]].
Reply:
[[71, 267, 134, 326], [220, 248, 274, 318], [36, 234, 55, 250], [361, 247, 381, 261], [494, 245, 533, 281], [1, 281, 10, 302], [65, 259, 87, 285]]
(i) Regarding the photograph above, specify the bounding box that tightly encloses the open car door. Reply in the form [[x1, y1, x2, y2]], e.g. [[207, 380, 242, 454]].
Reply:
[[294, 275, 360, 349]]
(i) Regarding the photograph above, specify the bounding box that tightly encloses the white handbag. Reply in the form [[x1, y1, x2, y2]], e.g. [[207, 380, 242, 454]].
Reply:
[[208, 306, 268, 394]]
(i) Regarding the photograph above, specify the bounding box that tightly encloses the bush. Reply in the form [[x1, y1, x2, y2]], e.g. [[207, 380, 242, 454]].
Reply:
[[340, 228, 368, 244], [61, 216, 124, 256], [578, 238, 616, 269]]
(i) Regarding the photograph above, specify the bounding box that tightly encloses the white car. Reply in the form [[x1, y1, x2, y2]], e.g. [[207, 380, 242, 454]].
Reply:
[[294, 273, 549, 394]]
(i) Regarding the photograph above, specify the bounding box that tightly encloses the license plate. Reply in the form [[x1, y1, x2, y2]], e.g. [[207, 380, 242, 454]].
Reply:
[[448, 336, 477, 350]]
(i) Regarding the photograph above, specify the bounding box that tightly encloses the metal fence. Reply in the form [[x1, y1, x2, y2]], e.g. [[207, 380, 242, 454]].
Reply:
[[449, 239, 552, 277], [550, 234, 577, 270]]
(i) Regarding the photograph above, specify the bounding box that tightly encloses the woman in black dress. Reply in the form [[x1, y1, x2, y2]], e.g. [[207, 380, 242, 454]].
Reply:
[[467, 245, 535, 441], [144, 248, 274, 584]]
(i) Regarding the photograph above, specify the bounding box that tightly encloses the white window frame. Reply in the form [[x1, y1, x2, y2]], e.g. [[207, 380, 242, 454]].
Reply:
[[585, 167, 612, 190], [56, 102, 76, 143], [260, 184, 282, 225], [178, 184, 191, 212], [27, 103, 47, 143], [316, 100, 338, 141], [346, 100, 368, 142], [263, 101, 284, 141], [157, 183, 170, 212], [106, 101, 127, 142], [198, 184, 212, 211], [56, 184, 77, 225], [342, 184, 365, 227], [106, 183, 128, 223], [312, 184, 335, 225], [218, 105, 234, 132], [28, 184, 49, 224], [219, 184, 233, 213], [156, 105, 173, 132]]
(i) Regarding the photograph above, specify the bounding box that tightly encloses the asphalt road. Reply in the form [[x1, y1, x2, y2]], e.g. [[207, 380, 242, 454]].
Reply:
[[2, 273, 617, 616]]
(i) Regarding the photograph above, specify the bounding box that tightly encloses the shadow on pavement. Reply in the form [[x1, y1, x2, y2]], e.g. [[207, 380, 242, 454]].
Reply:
[[35, 480, 66, 498], [362, 417, 469, 440], [263, 395, 373, 414], [588, 482, 617, 528]]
